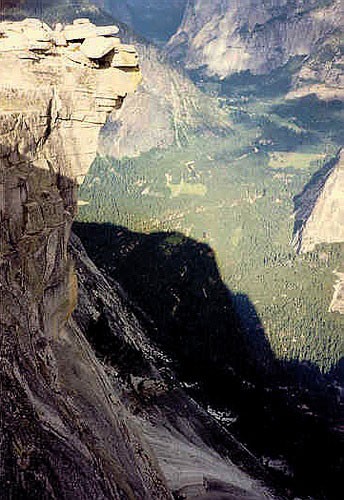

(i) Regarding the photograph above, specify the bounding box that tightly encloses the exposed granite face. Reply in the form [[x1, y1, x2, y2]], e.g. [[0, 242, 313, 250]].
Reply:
[[329, 272, 344, 314], [0, 18, 171, 499], [167, 0, 343, 81], [293, 149, 344, 314], [293, 149, 344, 254]]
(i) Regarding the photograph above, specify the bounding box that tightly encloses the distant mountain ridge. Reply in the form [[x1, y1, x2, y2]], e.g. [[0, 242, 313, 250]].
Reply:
[[167, 0, 343, 89]]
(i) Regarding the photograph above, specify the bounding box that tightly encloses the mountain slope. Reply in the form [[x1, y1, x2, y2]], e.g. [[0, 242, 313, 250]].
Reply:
[[100, 42, 232, 158], [167, 0, 343, 82], [70, 232, 280, 500]]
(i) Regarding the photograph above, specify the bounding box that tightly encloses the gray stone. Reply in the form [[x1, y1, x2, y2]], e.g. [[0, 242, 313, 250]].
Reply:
[[63, 24, 97, 41], [95, 25, 120, 37], [80, 36, 117, 60]]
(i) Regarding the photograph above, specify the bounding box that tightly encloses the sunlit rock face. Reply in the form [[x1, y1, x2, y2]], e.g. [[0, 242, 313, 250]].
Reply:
[[293, 149, 344, 314], [293, 149, 344, 254], [167, 0, 343, 79], [0, 18, 171, 499]]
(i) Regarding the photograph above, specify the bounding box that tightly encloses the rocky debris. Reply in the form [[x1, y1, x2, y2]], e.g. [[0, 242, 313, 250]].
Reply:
[[63, 18, 119, 41]]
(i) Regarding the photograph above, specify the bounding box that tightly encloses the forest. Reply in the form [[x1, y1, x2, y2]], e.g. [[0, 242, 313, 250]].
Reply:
[[77, 89, 344, 375]]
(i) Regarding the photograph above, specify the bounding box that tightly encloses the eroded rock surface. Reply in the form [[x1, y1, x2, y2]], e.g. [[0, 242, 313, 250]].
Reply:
[[0, 18, 171, 499], [293, 149, 344, 254]]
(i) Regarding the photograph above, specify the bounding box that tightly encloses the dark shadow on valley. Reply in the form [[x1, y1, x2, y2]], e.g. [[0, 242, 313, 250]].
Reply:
[[271, 95, 344, 145], [74, 220, 343, 500], [188, 57, 306, 99], [261, 95, 344, 153]]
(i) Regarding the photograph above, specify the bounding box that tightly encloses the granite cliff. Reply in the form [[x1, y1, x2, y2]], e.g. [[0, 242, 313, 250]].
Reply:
[[293, 149, 344, 314], [167, 0, 343, 96], [293, 149, 344, 254], [0, 18, 170, 499], [9, 1, 231, 160]]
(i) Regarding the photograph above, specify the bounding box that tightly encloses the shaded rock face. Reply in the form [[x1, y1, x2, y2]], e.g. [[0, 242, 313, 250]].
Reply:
[[95, 0, 188, 42], [0, 18, 171, 499], [167, 0, 343, 79]]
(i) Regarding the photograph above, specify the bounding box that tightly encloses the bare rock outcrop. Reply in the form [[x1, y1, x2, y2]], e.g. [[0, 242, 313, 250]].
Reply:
[[0, 18, 171, 499], [329, 272, 344, 314]]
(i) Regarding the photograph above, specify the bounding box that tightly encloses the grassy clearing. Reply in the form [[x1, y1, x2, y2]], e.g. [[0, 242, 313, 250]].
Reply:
[[167, 178, 207, 197], [268, 152, 326, 169]]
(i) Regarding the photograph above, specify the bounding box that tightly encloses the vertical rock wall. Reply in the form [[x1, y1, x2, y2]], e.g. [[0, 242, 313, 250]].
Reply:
[[0, 18, 170, 499]]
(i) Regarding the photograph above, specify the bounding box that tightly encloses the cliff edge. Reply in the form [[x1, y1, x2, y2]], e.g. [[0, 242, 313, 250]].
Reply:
[[0, 18, 171, 499]]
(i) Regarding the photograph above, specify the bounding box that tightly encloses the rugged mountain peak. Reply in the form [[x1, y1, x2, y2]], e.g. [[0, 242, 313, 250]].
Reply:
[[0, 19, 171, 499]]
